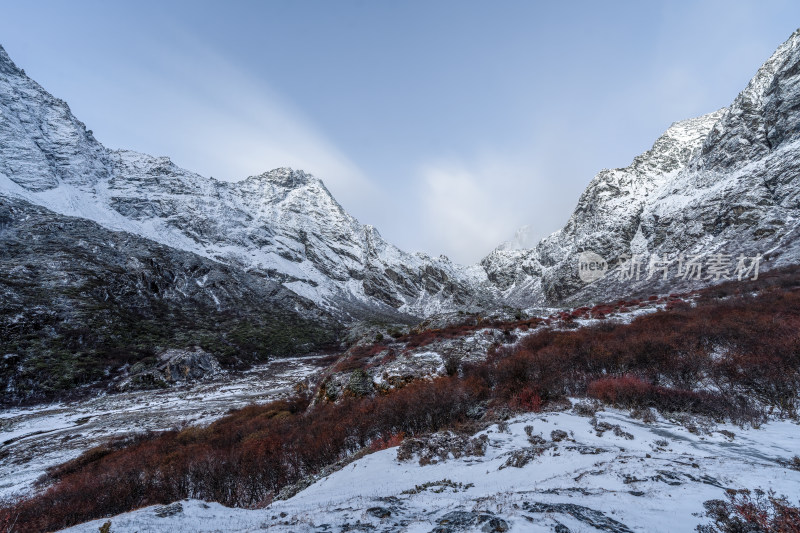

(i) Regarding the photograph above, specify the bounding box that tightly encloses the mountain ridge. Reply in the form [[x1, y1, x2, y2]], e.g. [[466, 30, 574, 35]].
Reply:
[[0, 46, 496, 320], [3, 28, 800, 321]]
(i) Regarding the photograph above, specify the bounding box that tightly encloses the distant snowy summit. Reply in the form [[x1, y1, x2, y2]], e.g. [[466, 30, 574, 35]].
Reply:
[[495, 224, 537, 251]]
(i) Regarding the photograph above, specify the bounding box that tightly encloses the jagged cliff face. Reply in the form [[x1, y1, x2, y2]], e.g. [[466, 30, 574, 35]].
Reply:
[[482, 29, 800, 305], [0, 46, 110, 191]]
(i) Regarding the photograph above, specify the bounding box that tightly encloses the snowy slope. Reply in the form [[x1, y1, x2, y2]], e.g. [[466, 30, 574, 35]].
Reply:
[[60, 403, 800, 532]]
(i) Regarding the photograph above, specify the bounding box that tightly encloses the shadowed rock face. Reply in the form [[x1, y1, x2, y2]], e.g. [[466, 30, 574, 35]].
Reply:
[[0, 196, 341, 404], [160, 349, 221, 383]]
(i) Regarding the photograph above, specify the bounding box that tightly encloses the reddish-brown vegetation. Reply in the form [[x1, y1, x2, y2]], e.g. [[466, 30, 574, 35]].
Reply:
[[332, 343, 390, 372], [586, 376, 753, 422], [508, 386, 543, 412], [699, 489, 800, 532], [369, 431, 405, 452], [6, 266, 800, 532], [4, 378, 489, 532]]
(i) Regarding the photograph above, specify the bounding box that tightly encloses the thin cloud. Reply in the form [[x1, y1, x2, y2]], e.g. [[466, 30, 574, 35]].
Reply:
[[416, 152, 566, 265], [89, 36, 379, 217]]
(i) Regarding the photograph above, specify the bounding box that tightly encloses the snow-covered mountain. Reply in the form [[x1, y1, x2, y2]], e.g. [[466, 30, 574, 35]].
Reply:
[[0, 44, 494, 322], [2, 27, 800, 323], [0, 193, 345, 403], [481, 110, 727, 304], [482, 28, 800, 306]]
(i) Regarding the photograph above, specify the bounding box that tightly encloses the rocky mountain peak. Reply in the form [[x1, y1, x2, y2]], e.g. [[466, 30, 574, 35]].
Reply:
[[478, 28, 800, 306], [244, 167, 318, 189], [0, 44, 17, 74], [629, 110, 726, 176], [0, 44, 110, 192], [555, 109, 723, 242]]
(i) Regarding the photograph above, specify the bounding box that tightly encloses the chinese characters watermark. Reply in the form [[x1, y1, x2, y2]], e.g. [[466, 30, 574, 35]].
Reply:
[[578, 251, 761, 284]]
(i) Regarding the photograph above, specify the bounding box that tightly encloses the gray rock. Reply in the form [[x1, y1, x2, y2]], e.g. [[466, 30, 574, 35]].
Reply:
[[430, 510, 507, 533], [153, 502, 183, 518], [499, 446, 550, 469], [523, 502, 634, 533], [365, 506, 391, 519], [346, 368, 374, 397], [159, 348, 221, 382]]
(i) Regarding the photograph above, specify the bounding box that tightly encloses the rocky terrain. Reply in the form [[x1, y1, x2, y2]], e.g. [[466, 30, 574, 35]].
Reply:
[[0, 195, 339, 404]]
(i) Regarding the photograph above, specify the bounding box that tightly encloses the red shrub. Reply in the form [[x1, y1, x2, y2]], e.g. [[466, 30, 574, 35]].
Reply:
[[334, 343, 388, 372], [369, 432, 405, 452], [700, 489, 800, 532], [509, 387, 543, 412], [587, 376, 651, 405]]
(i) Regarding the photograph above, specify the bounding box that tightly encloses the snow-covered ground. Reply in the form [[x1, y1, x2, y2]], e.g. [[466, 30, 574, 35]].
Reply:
[[60, 401, 800, 532], [0, 356, 327, 500]]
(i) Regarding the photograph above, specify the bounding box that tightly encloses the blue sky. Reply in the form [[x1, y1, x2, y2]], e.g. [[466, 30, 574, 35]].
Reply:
[[1, 1, 799, 263]]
